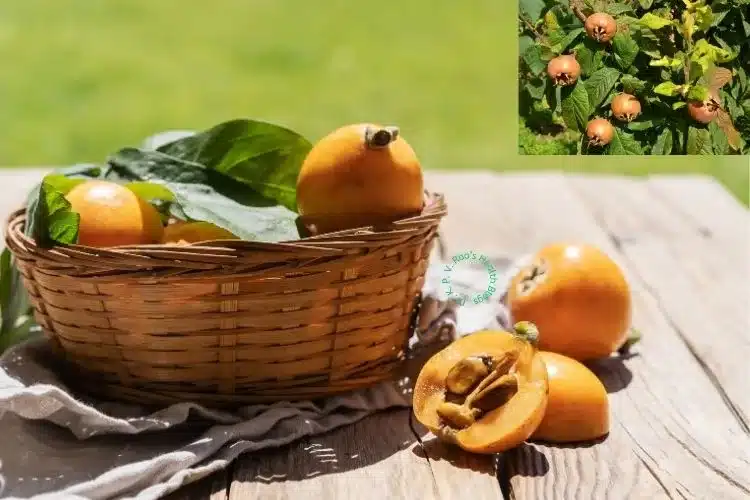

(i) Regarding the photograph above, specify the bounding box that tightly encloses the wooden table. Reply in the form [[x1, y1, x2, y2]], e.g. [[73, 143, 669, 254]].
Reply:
[[1, 170, 748, 499]]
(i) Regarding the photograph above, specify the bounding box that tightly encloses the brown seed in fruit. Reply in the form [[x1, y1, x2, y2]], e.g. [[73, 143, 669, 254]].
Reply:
[[445, 355, 491, 395], [611, 93, 641, 122], [585, 13, 617, 43], [546, 55, 581, 87]]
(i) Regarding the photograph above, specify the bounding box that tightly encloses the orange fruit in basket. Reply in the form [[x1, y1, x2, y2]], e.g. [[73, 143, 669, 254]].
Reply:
[[507, 243, 631, 361], [532, 351, 610, 443], [65, 180, 164, 247], [161, 221, 238, 244], [296, 123, 424, 234], [412, 323, 549, 454]]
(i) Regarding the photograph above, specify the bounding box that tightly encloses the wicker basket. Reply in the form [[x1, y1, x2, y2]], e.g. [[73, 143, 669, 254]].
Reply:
[[4, 194, 446, 407]]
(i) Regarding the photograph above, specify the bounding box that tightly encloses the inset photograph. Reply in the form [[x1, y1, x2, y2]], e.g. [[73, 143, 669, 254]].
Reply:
[[518, 0, 750, 155]]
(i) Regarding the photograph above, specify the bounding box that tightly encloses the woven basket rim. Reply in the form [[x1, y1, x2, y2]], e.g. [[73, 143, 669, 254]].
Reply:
[[4, 192, 446, 278]]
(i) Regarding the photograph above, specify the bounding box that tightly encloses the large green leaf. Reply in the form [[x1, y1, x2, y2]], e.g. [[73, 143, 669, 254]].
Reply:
[[25, 175, 81, 247], [156, 119, 311, 211], [107, 149, 299, 242], [652, 128, 674, 154], [686, 126, 714, 154], [584, 67, 621, 110], [608, 128, 643, 155], [574, 39, 606, 77], [0, 249, 36, 352], [612, 33, 640, 70], [561, 81, 591, 132]]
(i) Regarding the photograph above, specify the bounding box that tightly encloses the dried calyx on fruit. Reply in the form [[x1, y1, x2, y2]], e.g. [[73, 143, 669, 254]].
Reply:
[[585, 13, 617, 43], [585, 118, 615, 147], [546, 55, 581, 86], [611, 93, 641, 122], [412, 322, 549, 454], [687, 93, 721, 124]]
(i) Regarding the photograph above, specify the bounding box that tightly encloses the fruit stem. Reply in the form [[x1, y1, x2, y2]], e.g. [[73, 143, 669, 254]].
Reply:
[[364, 126, 399, 149], [512, 321, 539, 346], [617, 327, 642, 356]]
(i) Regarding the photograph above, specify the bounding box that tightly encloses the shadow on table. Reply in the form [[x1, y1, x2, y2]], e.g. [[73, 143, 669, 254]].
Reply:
[[229, 335, 455, 486], [587, 351, 637, 394]]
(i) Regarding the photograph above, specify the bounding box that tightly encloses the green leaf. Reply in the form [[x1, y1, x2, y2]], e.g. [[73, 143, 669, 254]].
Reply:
[[125, 182, 176, 203], [167, 183, 299, 242], [519, 0, 546, 20], [654, 81, 683, 96], [627, 120, 658, 131], [612, 33, 640, 70], [574, 39, 605, 77], [549, 28, 584, 54], [25, 175, 81, 247], [0, 249, 30, 341], [709, 121, 730, 154], [686, 126, 714, 154], [107, 149, 300, 242], [608, 128, 643, 155], [687, 85, 710, 102], [638, 0, 653, 8], [649, 56, 683, 69], [605, 3, 634, 15], [652, 128, 674, 154], [584, 67, 621, 110], [639, 13, 674, 30], [156, 119, 312, 211], [673, 101, 688, 110], [620, 75, 648, 94], [561, 81, 591, 132], [523, 45, 549, 75]]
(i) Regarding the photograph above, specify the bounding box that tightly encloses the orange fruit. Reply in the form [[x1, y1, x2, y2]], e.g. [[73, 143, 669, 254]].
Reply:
[[296, 123, 424, 234], [65, 180, 164, 247], [413, 323, 549, 454], [532, 351, 610, 443], [508, 243, 631, 361], [161, 221, 238, 244]]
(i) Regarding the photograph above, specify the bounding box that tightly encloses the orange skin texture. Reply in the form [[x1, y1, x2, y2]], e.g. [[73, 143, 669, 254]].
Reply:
[[413, 330, 549, 454], [296, 123, 424, 233], [585, 13, 617, 43], [65, 180, 164, 247], [161, 221, 238, 244], [611, 93, 641, 122], [532, 351, 610, 443], [586, 118, 614, 146], [508, 243, 631, 361]]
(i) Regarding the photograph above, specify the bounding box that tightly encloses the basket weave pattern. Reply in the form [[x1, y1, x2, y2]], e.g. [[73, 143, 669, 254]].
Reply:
[[4, 195, 446, 406]]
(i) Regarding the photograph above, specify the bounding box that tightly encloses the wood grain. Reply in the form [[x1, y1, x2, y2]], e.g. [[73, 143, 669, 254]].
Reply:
[[228, 409, 441, 500]]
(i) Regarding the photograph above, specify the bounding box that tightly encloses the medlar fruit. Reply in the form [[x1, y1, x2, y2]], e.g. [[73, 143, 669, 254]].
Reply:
[[585, 13, 617, 43], [687, 93, 721, 124], [546, 55, 581, 86], [585, 118, 615, 147], [611, 93, 641, 122]]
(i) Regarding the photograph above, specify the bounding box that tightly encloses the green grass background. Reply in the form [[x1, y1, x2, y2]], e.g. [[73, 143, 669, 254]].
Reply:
[[0, 0, 747, 203]]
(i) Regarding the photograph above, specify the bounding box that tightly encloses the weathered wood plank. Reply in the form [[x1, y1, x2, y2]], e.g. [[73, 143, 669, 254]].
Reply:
[[228, 409, 442, 500], [428, 171, 750, 499], [569, 174, 750, 429]]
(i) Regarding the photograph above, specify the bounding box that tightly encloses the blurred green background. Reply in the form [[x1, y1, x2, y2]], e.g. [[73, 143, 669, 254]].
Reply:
[[0, 0, 747, 203]]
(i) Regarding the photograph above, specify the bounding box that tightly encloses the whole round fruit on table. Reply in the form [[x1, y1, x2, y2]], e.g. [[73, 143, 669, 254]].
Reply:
[[65, 180, 164, 247], [507, 243, 631, 361], [413, 322, 549, 454], [296, 123, 424, 234], [532, 351, 610, 443]]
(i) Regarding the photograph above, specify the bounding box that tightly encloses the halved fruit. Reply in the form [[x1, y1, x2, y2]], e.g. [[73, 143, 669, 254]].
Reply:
[[413, 323, 549, 454]]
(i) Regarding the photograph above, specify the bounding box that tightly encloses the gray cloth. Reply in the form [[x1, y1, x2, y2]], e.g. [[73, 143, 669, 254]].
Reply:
[[0, 245, 526, 499]]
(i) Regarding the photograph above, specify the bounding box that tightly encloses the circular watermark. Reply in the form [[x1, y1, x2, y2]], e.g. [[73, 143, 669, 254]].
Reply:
[[441, 250, 499, 306]]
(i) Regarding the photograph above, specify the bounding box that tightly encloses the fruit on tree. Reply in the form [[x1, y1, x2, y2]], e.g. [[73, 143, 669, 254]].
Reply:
[[507, 243, 632, 361], [585, 118, 615, 147], [65, 180, 164, 247], [546, 55, 581, 86], [584, 13, 617, 43], [412, 323, 549, 454], [687, 93, 721, 124], [296, 123, 424, 234], [611, 93, 641, 122], [532, 351, 610, 443]]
